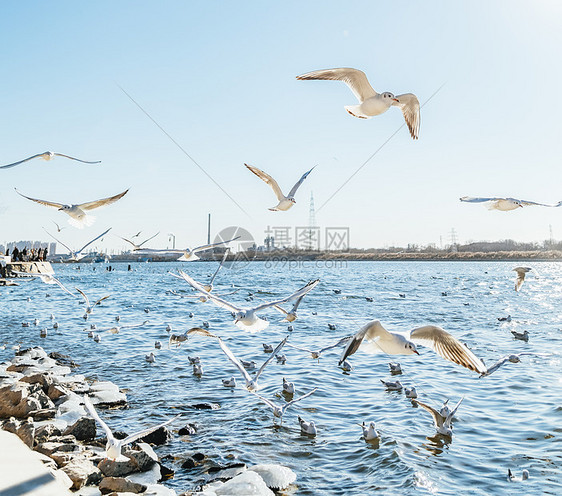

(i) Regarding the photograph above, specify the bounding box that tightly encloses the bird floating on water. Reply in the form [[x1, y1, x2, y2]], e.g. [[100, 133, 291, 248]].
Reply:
[[282, 377, 295, 395], [222, 377, 236, 388], [297, 67, 420, 139], [145, 352, 155, 363], [405, 387, 418, 399], [1, 151, 101, 169], [380, 379, 402, 391], [507, 469, 529, 482], [510, 330, 529, 342], [360, 421, 380, 442], [388, 362, 402, 374], [298, 416, 317, 436]]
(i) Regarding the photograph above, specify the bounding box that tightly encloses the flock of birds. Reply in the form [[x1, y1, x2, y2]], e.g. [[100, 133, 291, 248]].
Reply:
[[3, 65, 553, 486]]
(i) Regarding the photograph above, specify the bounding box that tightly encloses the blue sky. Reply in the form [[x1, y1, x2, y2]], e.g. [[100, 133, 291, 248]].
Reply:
[[1, 1, 561, 252]]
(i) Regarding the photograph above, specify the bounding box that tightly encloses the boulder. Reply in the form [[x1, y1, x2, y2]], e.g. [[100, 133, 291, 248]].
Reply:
[[138, 425, 171, 446], [15, 417, 35, 447], [0, 383, 42, 418], [190, 403, 220, 410], [178, 423, 198, 435], [98, 457, 138, 477], [2, 416, 20, 433], [48, 351, 79, 368], [99, 477, 147, 494], [34, 422, 62, 444], [62, 457, 102, 490], [36, 440, 78, 456], [214, 471, 274, 496], [48, 383, 69, 401], [64, 416, 96, 441], [20, 372, 54, 390], [126, 442, 159, 471], [247, 464, 296, 490]]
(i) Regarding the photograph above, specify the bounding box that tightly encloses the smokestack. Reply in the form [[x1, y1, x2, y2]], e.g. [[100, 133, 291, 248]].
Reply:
[[207, 213, 211, 244]]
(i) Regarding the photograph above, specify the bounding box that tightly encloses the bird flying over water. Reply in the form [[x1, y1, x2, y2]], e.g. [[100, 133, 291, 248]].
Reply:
[[460, 196, 562, 211], [479, 352, 550, 378], [11, 270, 75, 297], [286, 335, 352, 360], [134, 236, 238, 262], [175, 272, 319, 332], [1, 151, 100, 169], [44, 227, 111, 261], [119, 232, 160, 251], [245, 164, 315, 211], [75, 288, 110, 314], [15, 188, 129, 228], [253, 388, 317, 422], [513, 267, 532, 292], [297, 67, 420, 139], [413, 397, 464, 436], [339, 320, 487, 375]]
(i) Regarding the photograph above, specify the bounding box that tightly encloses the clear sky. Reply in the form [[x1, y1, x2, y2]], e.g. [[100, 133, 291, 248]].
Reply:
[[1, 1, 561, 252]]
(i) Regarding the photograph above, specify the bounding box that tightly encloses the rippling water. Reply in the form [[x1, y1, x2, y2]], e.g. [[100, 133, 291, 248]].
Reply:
[[2, 261, 561, 495]]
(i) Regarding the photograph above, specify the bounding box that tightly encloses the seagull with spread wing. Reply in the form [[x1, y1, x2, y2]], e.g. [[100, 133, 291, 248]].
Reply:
[[286, 335, 352, 360], [75, 287, 111, 315], [10, 270, 75, 297], [15, 188, 129, 228], [175, 271, 319, 332], [479, 352, 550, 378], [460, 196, 562, 211], [134, 236, 238, 262], [186, 328, 288, 391], [297, 67, 420, 139], [513, 267, 533, 292], [83, 395, 179, 461], [413, 397, 464, 436], [44, 227, 111, 261], [245, 164, 315, 211], [119, 231, 160, 251], [1, 151, 100, 169], [339, 320, 487, 375], [253, 388, 318, 423]]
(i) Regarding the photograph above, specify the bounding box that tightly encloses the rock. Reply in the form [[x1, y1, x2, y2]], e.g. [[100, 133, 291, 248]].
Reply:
[[88, 382, 127, 408], [126, 442, 159, 471], [20, 372, 54, 390], [208, 463, 247, 481], [48, 383, 69, 401], [50, 450, 76, 467], [64, 416, 96, 441], [248, 464, 296, 490], [28, 408, 56, 420], [138, 425, 171, 445], [159, 463, 174, 481], [0, 383, 41, 418], [34, 422, 62, 444], [2, 416, 19, 433], [62, 457, 102, 490], [144, 483, 177, 496], [49, 351, 79, 368], [181, 457, 197, 469], [49, 467, 74, 489], [31, 388, 55, 410], [178, 423, 198, 435], [16, 417, 35, 447], [126, 462, 161, 486], [35, 450, 58, 470], [98, 457, 138, 477], [215, 471, 274, 496], [192, 452, 206, 462], [36, 440, 78, 456], [99, 477, 147, 494], [191, 403, 220, 410]]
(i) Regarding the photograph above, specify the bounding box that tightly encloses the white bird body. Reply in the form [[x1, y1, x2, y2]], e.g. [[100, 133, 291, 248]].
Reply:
[[75, 288, 110, 314], [11, 270, 75, 297], [388, 362, 402, 374], [361, 421, 380, 441], [222, 376, 236, 388], [405, 387, 418, 399], [511, 330, 529, 341], [245, 164, 315, 211], [282, 377, 295, 394], [508, 469, 529, 482], [241, 359, 257, 370], [414, 397, 463, 436], [145, 352, 155, 363], [175, 271, 319, 332], [193, 363, 203, 376], [83, 395, 179, 461], [339, 320, 487, 375], [298, 416, 317, 435], [380, 379, 402, 391], [297, 68, 420, 139]]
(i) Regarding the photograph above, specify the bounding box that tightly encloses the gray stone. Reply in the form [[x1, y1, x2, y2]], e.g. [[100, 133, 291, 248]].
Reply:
[[62, 457, 102, 490], [28, 407, 56, 420], [20, 372, 54, 390], [99, 477, 147, 494], [126, 442, 158, 471], [2, 416, 20, 433], [35, 423, 62, 444], [0, 383, 42, 418], [64, 416, 96, 441], [138, 425, 171, 446], [47, 383, 69, 401], [36, 440, 78, 456], [98, 457, 138, 477], [16, 417, 35, 447]]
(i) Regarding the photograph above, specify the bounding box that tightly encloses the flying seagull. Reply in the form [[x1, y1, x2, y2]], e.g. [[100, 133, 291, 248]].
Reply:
[[245, 164, 315, 211], [285, 335, 352, 360], [513, 267, 532, 292], [83, 395, 179, 461], [253, 388, 317, 422], [44, 227, 111, 261], [413, 397, 464, 436], [119, 232, 160, 251], [339, 320, 487, 374], [134, 236, 239, 262], [186, 328, 288, 391], [75, 287, 111, 314], [460, 196, 562, 211], [175, 271, 319, 331], [10, 270, 75, 297], [15, 188, 129, 228], [479, 352, 550, 378], [1, 151, 100, 169], [297, 67, 420, 139]]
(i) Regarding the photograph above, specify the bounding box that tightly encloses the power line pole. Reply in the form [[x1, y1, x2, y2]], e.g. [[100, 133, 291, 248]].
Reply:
[[207, 213, 211, 245]]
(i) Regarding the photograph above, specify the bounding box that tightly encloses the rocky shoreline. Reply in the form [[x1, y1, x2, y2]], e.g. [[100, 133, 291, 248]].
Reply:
[[0, 346, 297, 496]]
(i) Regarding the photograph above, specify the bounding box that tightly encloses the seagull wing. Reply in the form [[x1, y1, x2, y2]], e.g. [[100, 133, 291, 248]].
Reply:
[[413, 399, 444, 429], [15, 189, 64, 210], [83, 395, 114, 441], [409, 325, 487, 374], [287, 166, 316, 198], [119, 236, 139, 249], [53, 153, 101, 164], [0, 153, 46, 169], [75, 287, 90, 307], [282, 387, 318, 414], [296, 68, 377, 103], [252, 279, 319, 312], [481, 355, 511, 377], [121, 414, 181, 446], [253, 392, 277, 411], [93, 295, 111, 307], [176, 271, 241, 312], [393, 93, 420, 140], [52, 277, 76, 297], [255, 336, 289, 380], [209, 248, 229, 285], [137, 231, 160, 248], [459, 196, 504, 203], [445, 397, 464, 426], [78, 189, 129, 211], [284, 343, 313, 354], [514, 271, 526, 292], [272, 304, 289, 316], [339, 320, 393, 364], [245, 164, 285, 201], [42, 228, 73, 254], [216, 337, 253, 383], [120, 320, 149, 330], [191, 235, 241, 254], [77, 228, 111, 254], [319, 335, 353, 354], [519, 199, 562, 207]]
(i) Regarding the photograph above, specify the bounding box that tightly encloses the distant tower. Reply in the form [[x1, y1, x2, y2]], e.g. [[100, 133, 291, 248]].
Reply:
[[449, 228, 458, 252], [306, 192, 318, 250], [207, 213, 211, 245], [549, 224, 554, 246]]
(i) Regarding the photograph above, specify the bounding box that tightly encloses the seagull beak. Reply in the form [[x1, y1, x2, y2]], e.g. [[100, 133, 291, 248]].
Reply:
[[393, 98, 399, 102], [413, 350, 420, 355]]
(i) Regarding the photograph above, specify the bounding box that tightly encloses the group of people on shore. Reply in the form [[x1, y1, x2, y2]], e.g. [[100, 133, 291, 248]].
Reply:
[[3, 246, 48, 262]]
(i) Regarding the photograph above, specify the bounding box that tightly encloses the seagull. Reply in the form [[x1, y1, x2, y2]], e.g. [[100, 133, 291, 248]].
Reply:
[[154, 341, 162, 349], [275, 354, 287, 363], [15, 188, 129, 228], [439, 399, 451, 418], [241, 359, 257, 370], [263, 343, 274, 353], [83, 395, 179, 461], [44, 227, 111, 261], [286, 335, 352, 360], [33, 318, 40, 326], [103, 321, 149, 334], [52, 221, 66, 233], [193, 363, 203, 376], [340, 360, 353, 372], [145, 352, 155, 363], [119, 232, 160, 251], [298, 416, 317, 436], [380, 379, 402, 391], [511, 330, 529, 342], [222, 377, 236, 388], [480, 352, 550, 377], [202, 248, 230, 292], [11, 270, 75, 297], [245, 164, 315, 211], [75, 288, 110, 314], [168, 329, 197, 349], [282, 377, 295, 395], [413, 397, 463, 436], [273, 288, 315, 322], [253, 388, 317, 422], [93, 334, 101, 342], [40, 328, 48, 338], [460, 196, 562, 211], [388, 362, 402, 374], [339, 320, 487, 375], [0, 151, 101, 169], [53, 322, 59, 329], [175, 271, 319, 332], [498, 315, 512, 322], [297, 67, 420, 139], [328, 324, 337, 331], [360, 421, 380, 442], [186, 328, 288, 391], [405, 387, 418, 399], [513, 267, 533, 292], [508, 469, 529, 482], [135, 236, 239, 262], [188, 356, 201, 365]]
